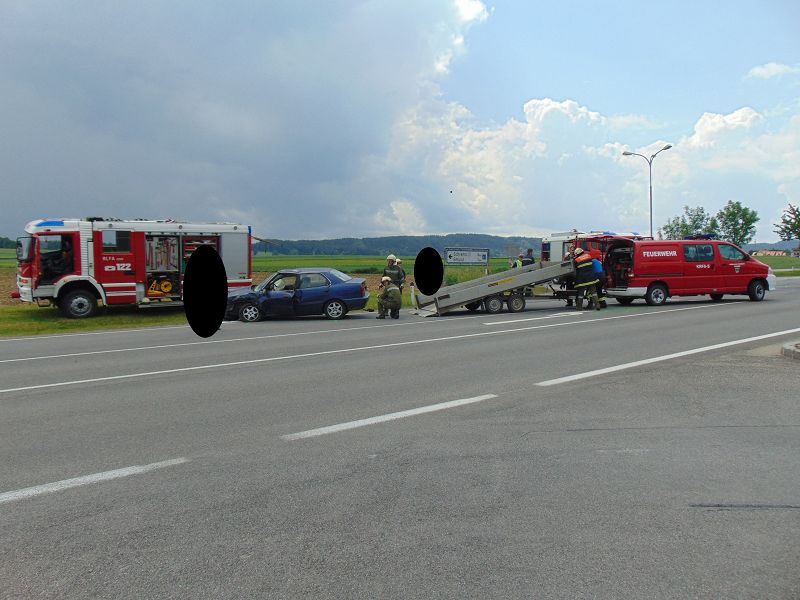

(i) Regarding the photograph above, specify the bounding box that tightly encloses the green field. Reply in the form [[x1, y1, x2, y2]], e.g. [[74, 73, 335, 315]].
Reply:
[[0, 248, 16, 269], [251, 254, 511, 274]]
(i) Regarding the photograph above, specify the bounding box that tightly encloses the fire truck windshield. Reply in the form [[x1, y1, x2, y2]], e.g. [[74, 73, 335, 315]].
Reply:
[[16, 236, 34, 262]]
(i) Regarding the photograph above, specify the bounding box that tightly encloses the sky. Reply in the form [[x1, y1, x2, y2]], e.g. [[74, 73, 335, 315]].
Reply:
[[1, 1, 799, 242]]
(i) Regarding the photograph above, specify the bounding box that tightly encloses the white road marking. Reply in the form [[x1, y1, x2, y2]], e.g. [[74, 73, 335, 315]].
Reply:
[[0, 302, 747, 395], [0, 457, 188, 504], [483, 312, 583, 325], [536, 327, 800, 387], [282, 394, 498, 441], [2, 309, 516, 362]]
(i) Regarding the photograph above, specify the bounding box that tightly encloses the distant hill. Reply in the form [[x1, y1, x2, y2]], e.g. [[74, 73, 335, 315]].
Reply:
[[253, 234, 542, 258], [744, 240, 799, 252]]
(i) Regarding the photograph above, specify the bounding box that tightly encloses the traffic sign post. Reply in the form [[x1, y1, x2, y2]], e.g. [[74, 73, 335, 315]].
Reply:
[[443, 247, 490, 277]]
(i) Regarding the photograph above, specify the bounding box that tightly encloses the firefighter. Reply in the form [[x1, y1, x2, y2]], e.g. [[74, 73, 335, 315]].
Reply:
[[560, 249, 576, 307], [512, 254, 524, 268], [521, 248, 535, 266], [377, 276, 402, 319], [572, 248, 600, 310], [394, 258, 406, 295], [383, 254, 403, 289], [591, 255, 607, 308]]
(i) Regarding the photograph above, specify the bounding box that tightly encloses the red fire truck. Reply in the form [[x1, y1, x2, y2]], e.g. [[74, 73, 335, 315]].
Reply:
[[14, 217, 252, 318]]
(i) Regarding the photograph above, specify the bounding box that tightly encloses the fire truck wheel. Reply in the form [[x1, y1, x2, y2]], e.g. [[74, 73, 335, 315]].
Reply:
[[644, 283, 668, 306], [238, 303, 263, 322], [483, 295, 504, 314], [710, 293, 723, 302], [464, 301, 481, 312], [507, 293, 526, 313], [60, 289, 98, 319], [324, 300, 347, 320], [747, 280, 766, 302], [616, 297, 635, 305]]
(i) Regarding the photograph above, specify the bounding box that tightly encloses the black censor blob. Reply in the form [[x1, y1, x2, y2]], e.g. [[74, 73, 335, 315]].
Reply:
[[413, 247, 444, 296], [183, 244, 227, 338]]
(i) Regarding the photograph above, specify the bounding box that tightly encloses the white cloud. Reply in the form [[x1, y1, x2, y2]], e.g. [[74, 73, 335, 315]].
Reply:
[[684, 107, 763, 148], [374, 200, 427, 235], [746, 62, 800, 79], [455, 0, 489, 23]]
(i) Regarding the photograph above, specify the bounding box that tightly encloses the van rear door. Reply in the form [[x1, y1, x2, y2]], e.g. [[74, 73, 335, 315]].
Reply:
[[681, 243, 723, 293]]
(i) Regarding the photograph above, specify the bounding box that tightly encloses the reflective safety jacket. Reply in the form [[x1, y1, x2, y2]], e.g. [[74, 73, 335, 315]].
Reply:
[[574, 254, 599, 288]]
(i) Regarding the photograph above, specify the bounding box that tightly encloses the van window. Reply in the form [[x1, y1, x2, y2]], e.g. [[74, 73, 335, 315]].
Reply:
[[683, 244, 714, 262], [718, 244, 747, 261]]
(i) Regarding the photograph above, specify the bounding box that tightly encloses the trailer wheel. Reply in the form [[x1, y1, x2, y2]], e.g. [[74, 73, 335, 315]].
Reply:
[[616, 297, 634, 305], [644, 284, 668, 306], [464, 301, 481, 312], [60, 289, 98, 318], [747, 280, 766, 302], [507, 293, 526, 313], [238, 303, 263, 322], [483, 296, 504, 314]]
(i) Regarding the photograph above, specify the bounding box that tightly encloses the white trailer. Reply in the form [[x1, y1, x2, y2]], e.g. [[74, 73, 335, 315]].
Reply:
[[414, 260, 575, 316]]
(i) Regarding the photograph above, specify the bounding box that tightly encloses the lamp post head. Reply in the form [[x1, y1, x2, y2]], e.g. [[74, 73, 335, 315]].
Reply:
[[622, 151, 633, 156], [662, 144, 672, 151]]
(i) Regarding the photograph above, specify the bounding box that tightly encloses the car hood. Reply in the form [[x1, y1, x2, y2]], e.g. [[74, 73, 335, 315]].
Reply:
[[227, 287, 257, 301]]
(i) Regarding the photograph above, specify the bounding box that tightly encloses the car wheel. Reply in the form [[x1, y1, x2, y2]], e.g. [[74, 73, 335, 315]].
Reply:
[[464, 301, 481, 312], [710, 293, 723, 302], [616, 297, 635, 305], [747, 280, 765, 302], [238, 303, 263, 322], [60, 289, 98, 318], [483, 295, 504, 314], [644, 284, 668, 306], [324, 300, 347, 319], [507, 293, 526, 313]]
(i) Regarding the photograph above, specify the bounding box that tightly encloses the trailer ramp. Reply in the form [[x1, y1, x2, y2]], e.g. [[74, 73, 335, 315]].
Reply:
[[415, 260, 574, 316]]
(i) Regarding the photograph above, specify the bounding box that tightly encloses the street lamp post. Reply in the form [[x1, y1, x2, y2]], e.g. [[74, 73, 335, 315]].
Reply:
[[622, 144, 672, 238]]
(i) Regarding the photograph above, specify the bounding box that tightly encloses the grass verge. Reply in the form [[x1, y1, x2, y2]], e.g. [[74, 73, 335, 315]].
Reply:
[[0, 304, 189, 338]]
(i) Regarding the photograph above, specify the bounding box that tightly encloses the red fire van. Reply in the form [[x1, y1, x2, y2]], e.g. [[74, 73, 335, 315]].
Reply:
[[604, 237, 776, 305]]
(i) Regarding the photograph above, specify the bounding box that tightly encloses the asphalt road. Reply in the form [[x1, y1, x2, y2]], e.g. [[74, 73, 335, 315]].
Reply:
[[1, 279, 800, 599]]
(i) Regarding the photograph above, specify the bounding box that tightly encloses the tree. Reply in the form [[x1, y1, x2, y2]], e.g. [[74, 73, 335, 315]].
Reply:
[[658, 206, 718, 240], [774, 203, 800, 251], [715, 200, 759, 247]]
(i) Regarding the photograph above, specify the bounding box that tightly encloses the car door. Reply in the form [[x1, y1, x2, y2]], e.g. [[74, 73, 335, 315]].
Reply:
[[293, 272, 331, 315], [717, 243, 751, 291], [260, 273, 298, 316], [682, 243, 724, 293]]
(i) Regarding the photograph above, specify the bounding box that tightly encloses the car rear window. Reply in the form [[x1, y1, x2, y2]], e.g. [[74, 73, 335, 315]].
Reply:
[[327, 269, 351, 282]]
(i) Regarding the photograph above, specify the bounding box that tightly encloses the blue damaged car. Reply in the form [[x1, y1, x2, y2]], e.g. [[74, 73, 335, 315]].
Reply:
[[225, 268, 369, 321]]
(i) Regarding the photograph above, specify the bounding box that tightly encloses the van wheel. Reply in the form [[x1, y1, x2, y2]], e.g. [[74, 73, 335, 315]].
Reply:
[[710, 293, 723, 302], [747, 280, 766, 302], [60, 290, 98, 318], [507, 293, 526, 313], [464, 301, 481, 312], [616, 297, 634, 305], [483, 296, 504, 314], [645, 284, 668, 306]]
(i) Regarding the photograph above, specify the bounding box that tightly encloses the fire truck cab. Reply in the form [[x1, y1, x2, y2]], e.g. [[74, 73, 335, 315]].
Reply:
[[15, 218, 252, 318]]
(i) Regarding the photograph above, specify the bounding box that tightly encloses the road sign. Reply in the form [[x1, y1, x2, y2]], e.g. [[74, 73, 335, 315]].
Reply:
[[444, 247, 490, 265]]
